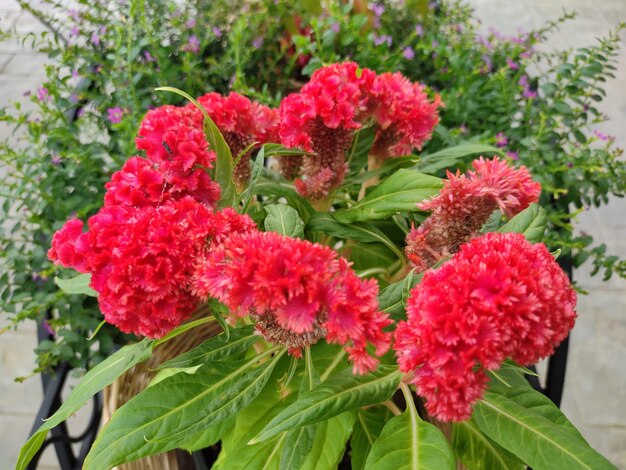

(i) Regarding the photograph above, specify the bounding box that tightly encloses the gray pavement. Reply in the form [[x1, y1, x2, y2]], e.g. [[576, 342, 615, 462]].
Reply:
[[1, 1, 625, 469]]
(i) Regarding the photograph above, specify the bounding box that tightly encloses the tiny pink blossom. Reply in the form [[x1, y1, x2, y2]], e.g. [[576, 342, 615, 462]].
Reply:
[[107, 107, 124, 124]]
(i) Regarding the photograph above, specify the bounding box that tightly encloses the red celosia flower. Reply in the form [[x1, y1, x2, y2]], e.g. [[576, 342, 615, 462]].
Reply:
[[192, 92, 279, 185], [406, 156, 540, 272], [395, 232, 576, 421], [135, 105, 221, 206], [193, 230, 391, 373], [367, 72, 442, 159], [279, 62, 375, 199], [48, 198, 255, 338]]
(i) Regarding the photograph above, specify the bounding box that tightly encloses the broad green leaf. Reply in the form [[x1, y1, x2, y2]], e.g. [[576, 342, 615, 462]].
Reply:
[[155, 86, 236, 208], [307, 213, 404, 260], [377, 280, 406, 321], [351, 406, 394, 470], [452, 418, 524, 470], [280, 424, 316, 470], [54, 273, 97, 297], [474, 385, 615, 470], [299, 411, 356, 470], [179, 416, 235, 452], [497, 204, 547, 243], [264, 204, 305, 238], [333, 170, 442, 223], [416, 144, 504, 175], [251, 365, 402, 443], [16, 340, 153, 470], [348, 126, 376, 172], [350, 242, 397, 272], [158, 325, 257, 370], [254, 181, 315, 223], [364, 408, 455, 469], [241, 146, 266, 212], [84, 352, 282, 469]]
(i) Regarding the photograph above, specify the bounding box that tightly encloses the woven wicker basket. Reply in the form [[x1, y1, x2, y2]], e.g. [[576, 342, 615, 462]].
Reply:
[[101, 313, 223, 470]]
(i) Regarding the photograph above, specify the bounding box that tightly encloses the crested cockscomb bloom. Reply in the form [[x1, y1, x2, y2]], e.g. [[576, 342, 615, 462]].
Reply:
[[395, 232, 576, 421], [48, 198, 255, 338], [192, 92, 279, 185], [193, 230, 391, 373], [279, 62, 376, 200], [405, 156, 540, 272], [367, 72, 442, 159]]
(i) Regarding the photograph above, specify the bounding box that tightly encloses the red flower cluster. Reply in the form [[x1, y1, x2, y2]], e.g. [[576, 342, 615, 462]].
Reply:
[[279, 62, 440, 200], [49, 200, 254, 338], [395, 232, 577, 421], [192, 92, 279, 185], [193, 230, 391, 374], [405, 157, 541, 272], [135, 105, 221, 207], [368, 72, 442, 159]]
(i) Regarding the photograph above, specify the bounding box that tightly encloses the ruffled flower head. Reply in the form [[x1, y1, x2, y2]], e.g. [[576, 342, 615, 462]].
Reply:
[[279, 62, 375, 200], [192, 92, 279, 185], [135, 105, 220, 207], [395, 232, 577, 421], [406, 156, 540, 272], [49, 199, 255, 338], [193, 230, 391, 373], [367, 72, 442, 159]]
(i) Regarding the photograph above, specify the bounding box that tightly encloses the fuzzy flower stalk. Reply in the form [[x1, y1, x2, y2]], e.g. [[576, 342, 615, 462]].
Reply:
[[395, 232, 577, 422], [279, 62, 441, 203], [193, 230, 392, 374], [405, 156, 541, 272]]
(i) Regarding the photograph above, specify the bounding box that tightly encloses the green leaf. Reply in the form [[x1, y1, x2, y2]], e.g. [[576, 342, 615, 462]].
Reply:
[[16, 340, 153, 470], [209, 298, 231, 340], [155, 86, 236, 208], [158, 325, 257, 370], [333, 170, 442, 223], [452, 418, 524, 470], [263, 143, 315, 158], [497, 204, 547, 243], [254, 181, 315, 223], [377, 280, 406, 321], [280, 424, 317, 470], [307, 213, 404, 260], [241, 146, 266, 212], [364, 407, 455, 469], [474, 385, 615, 470], [299, 411, 356, 470], [84, 351, 283, 469], [264, 204, 305, 238], [179, 416, 235, 452], [251, 365, 402, 443], [351, 406, 394, 470], [54, 273, 97, 297], [416, 144, 504, 175]]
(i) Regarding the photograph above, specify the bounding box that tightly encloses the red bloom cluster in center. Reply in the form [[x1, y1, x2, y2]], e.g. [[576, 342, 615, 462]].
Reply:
[[395, 232, 577, 421], [193, 230, 392, 374]]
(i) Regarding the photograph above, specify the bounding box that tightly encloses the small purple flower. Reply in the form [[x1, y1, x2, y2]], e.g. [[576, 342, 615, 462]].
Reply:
[[594, 130, 615, 142], [212, 27, 223, 38], [566, 162, 574, 168], [228, 73, 237, 90], [91, 32, 101, 46], [476, 35, 493, 50], [69, 94, 78, 104], [522, 89, 538, 99], [42, 320, 55, 337], [371, 4, 384, 17], [70, 26, 80, 38], [68, 9, 81, 21], [77, 108, 85, 118], [506, 151, 519, 161], [431, 40, 439, 48], [402, 46, 415, 60], [480, 54, 492, 73], [143, 51, 155, 62], [184, 35, 200, 53], [37, 87, 50, 102], [506, 58, 519, 70], [107, 107, 124, 124], [494, 132, 508, 147], [185, 18, 196, 29], [72, 69, 79, 79], [373, 34, 392, 47], [252, 36, 264, 49], [415, 23, 424, 36], [330, 22, 340, 34], [519, 75, 537, 99], [459, 124, 467, 135], [51, 154, 62, 165]]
